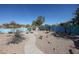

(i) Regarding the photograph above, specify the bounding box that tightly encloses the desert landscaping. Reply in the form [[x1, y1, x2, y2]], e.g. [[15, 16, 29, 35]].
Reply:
[[0, 30, 79, 54], [0, 4, 79, 54]]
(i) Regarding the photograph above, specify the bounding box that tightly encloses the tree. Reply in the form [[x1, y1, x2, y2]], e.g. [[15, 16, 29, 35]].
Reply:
[[59, 23, 68, 34], [10, 21, 16, 25], [32, 16, 45, 30], [71, 8, 79, 25], [3, 23, 9, 28], [32, 16, 45, 27], [32, 20, 36, 26], [36, 16, 45, 26]]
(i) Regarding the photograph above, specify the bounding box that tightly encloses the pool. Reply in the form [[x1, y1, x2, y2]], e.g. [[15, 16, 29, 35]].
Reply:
[[0, 28, 28, 33]]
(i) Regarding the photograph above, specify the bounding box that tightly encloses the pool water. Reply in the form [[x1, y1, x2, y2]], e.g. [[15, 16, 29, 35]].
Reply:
[[0, 28, 28, 33]]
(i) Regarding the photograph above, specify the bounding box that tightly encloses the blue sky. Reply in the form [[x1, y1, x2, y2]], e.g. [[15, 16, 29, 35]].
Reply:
[[0, 4, 78, 24]]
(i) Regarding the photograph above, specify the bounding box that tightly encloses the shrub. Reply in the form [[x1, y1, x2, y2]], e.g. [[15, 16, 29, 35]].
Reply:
[[7, 31, 25, 44]]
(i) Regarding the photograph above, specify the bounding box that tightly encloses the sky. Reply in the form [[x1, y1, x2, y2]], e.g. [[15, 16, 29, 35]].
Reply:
[[0, 4, 78, 24]]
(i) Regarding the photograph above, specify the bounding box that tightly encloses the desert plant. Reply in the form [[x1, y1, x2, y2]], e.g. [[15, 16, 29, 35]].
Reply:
[[7, 30, 25, 44], [39, 36, 43, 40], [32, 16, 45, 28]]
